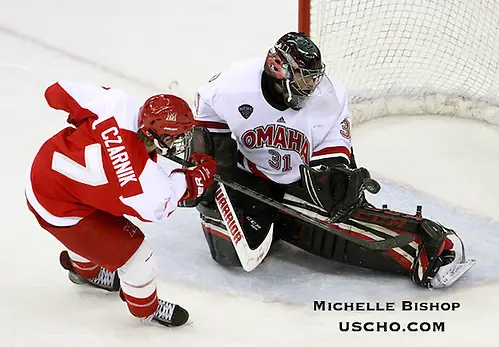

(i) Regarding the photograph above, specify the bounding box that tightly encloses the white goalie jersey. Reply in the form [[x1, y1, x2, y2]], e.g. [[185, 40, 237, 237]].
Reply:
[[194, 58, 353, 185]]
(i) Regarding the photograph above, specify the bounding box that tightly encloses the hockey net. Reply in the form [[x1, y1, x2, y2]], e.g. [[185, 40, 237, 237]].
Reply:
[[298, 0, 499, 126]]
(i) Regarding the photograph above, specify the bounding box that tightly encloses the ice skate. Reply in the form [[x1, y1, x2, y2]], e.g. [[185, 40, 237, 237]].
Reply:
[[412, 221, 476, 288], [429, 231, 476, 289], [119, 290, 189, 327], [59, 250, 120, 292], [145, 298, 190, 327]]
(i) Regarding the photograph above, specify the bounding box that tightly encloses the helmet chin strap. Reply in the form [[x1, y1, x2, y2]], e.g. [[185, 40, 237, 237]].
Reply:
[[148, 128, 192, 157], [148, 129, 176, 156], [153, 138, 170, 156], [283, 79, 303, 110], [284, 79, 293, 103]]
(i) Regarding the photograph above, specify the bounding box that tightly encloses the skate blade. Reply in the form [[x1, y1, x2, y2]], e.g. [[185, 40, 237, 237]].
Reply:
[[68, 272, 88, 285], [433, 259, 477, 288]]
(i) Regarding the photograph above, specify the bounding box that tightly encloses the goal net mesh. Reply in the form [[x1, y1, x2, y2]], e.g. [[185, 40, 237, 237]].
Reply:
[[308, 0, 499, 124]]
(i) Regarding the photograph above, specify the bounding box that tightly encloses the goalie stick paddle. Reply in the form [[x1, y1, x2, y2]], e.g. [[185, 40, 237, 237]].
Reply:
[[215, 184, 273, 272], [164, 154, 414, 251]]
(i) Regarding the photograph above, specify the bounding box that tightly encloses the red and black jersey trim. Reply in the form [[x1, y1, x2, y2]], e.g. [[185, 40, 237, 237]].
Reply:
[[194, 120, 230, 130], [311, 146, 351, 159], [236, 150, 270, 180]]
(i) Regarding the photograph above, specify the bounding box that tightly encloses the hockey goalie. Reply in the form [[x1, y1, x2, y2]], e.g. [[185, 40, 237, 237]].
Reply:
[[185, 31, 476, 289]]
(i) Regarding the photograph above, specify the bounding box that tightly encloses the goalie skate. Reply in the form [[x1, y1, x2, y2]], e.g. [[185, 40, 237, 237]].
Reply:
[[429, 232, 476, 289]]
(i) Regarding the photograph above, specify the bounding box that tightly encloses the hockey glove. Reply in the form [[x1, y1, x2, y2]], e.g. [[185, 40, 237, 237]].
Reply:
[[172, 152, 216, 206], [299, 164, 380, 222]]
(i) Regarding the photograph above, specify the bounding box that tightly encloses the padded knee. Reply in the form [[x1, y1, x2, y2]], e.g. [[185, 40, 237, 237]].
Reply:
[[198, 201, 278, 267], [200, 211, 241, 267]]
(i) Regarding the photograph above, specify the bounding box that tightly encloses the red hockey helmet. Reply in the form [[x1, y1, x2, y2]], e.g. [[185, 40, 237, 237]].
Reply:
[[138, 94, 194, 155]]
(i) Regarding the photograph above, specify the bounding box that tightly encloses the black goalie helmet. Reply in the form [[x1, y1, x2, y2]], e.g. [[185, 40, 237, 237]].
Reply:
[[264, 32, 325, 109]]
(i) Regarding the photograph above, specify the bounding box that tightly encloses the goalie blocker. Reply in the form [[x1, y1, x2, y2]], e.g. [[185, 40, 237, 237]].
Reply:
[[187, 127, 475, 289]]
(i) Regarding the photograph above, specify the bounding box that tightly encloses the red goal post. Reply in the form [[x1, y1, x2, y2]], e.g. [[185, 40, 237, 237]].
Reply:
[[298, 0, 311, 37], [297, 0, 499, 126]]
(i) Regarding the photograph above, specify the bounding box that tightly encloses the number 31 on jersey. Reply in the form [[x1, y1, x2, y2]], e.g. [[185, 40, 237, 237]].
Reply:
[[268, 149, 291, 172]]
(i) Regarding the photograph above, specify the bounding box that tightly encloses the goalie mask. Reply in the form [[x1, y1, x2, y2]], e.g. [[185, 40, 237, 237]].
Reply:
[[138, 94, 194, 156], [264, 32, 325, 110]]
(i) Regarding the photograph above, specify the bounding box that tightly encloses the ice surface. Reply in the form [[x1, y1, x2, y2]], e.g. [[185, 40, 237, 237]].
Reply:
[[1, 1, 498, 346]]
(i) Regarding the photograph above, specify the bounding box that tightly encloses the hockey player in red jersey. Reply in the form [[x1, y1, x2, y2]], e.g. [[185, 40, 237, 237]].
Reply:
[[188, 32, 475, 288], [26, 80, 216, 327]]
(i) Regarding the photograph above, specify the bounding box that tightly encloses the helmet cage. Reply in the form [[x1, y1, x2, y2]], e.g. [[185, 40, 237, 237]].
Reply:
[[276, 45, 325, 98], [146, 127, 194, 157]]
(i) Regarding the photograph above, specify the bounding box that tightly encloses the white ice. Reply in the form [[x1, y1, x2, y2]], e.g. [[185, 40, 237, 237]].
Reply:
[[1, 1, 498, 346]]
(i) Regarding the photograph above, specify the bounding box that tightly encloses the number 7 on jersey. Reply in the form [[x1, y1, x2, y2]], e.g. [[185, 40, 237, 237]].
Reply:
[[52, 144, 109, 186]]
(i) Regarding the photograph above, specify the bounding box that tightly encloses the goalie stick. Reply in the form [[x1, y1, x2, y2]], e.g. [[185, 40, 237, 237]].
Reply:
[[215, 183, 273, 271], [164, 154, 414, 251]]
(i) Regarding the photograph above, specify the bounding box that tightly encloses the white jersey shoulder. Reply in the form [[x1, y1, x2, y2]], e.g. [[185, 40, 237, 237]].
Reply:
[[56, 79, 140, 132]]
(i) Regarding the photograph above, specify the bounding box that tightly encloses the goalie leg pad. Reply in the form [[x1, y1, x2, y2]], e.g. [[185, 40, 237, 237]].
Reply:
[[279, 185, 422, 275], [199, 206, 241, 267], [276, 212, 410, 275], [278, 185, 474, 287], [199, 206, 277, 267]]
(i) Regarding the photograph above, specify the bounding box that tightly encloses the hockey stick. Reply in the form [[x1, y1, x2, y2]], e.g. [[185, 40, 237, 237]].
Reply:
[[215, 184, 273, 272], [164, 154, 414, 251]]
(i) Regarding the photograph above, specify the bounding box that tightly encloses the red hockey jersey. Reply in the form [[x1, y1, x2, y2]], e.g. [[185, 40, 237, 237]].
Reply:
[[26, 80, 187, 227]]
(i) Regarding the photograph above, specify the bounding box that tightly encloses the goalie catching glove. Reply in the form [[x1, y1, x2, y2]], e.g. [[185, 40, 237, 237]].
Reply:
[[299, 164, 380, 222], [172, 152, 216, 204]]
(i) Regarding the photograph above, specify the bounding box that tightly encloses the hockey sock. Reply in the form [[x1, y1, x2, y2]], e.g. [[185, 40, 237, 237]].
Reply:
[[118, 241, 158, 318], [67, 250, 101, 279]]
